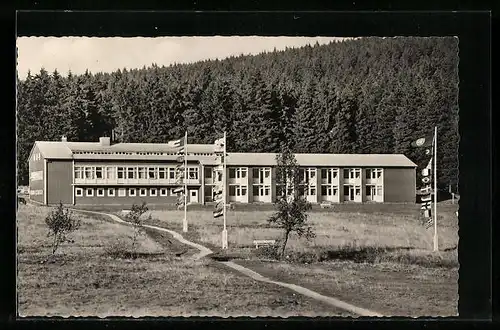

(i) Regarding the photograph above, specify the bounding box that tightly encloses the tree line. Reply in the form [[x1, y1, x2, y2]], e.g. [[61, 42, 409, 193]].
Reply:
[[17, 37, 459, 189]]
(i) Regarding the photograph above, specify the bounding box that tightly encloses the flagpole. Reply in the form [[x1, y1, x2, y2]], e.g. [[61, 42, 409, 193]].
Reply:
[[222, 131, 228, 249], [183, 131, 188, 233], [433, 126, 438, 252]]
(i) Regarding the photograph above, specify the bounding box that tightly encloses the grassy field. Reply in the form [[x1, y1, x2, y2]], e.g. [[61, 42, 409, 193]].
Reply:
[[141, 202, 459, 316], [145, 203, 459, 262], [17, 203, 348, 317]]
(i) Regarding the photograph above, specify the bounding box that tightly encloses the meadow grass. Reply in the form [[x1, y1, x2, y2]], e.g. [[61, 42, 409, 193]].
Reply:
[[17, 203, 347, 317], [146, 203, 459, 266]]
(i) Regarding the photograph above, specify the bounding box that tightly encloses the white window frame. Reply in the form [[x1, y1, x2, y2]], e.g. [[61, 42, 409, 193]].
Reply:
[[127, 167, 136, 179], [148, 167, 157, 180], [129, 188, 136, 197], [188, 167, 199, 180], [86, 188, 94, 197], [108, 188, 115, 197], [95, 167, 104, 179], [118, 188, 126, 197], [229, 185, 237, 196], [75, 187, 83, 197], [150, 188, 157, 196], [84, 167, 94, 179], [139, 188, 147, 196], [138, 167, 147, 179], [106, 167, 116, 180], [117, 167, 125, 179], [160, 188, 168, 196], [96, 188, 104, 197], [74, 167, 83, 179]]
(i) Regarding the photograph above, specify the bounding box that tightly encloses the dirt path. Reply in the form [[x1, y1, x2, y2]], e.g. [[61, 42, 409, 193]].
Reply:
[[74, 208, 383, 317]]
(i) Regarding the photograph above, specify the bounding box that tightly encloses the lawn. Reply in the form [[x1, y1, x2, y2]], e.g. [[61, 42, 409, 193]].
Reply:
[[143, 202, 459, 316], [17, 203, 348, 317]]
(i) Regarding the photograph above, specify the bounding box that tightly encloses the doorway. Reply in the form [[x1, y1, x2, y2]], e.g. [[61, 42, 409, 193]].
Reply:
[[189, 189, 199, 204]]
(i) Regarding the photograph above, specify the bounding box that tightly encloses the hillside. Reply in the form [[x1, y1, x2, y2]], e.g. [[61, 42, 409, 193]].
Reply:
[[16, 37, 459, 189]]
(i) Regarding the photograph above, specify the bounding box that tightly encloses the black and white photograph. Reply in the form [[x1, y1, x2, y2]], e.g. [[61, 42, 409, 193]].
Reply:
[[16, 33, 460, 318]]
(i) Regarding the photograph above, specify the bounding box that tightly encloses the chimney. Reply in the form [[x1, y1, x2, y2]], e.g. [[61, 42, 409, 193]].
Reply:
[[99, 137, 111, 146], [61, 135, 67, 142]]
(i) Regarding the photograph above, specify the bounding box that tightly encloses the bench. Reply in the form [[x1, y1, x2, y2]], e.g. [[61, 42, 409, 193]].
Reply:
[[320, 202, 334, 209], [253, 239, 276, 249]]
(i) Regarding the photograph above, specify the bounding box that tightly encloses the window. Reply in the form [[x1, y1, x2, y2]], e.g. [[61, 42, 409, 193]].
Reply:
[[355, 169, 361, 179], [332, 170, 338, 179], [118, 188, 126, 197], [234, 185, 247, 196], [188, 167, 199, 180], [148, 167, 157, 179], [321, 169, 328, 180], [129, 188, 136, 196], [343, 185, 350, 196], [169, 168, 176, 179], [127, 167, 136, 179], [229, 185, 236, 196], [310, 187, 316, 196], [253, 185, 259, 196], [264, 186, 270, 196], [150, 188, 157, 196], [160, 188, 168, 196], [74, 167, 83, 179], [229, 168, 236, 179], [204, 167, 212, 179], [75, 187, 83, 197], [332, 187, 338, 195], [85, 167, 94, 179], [159, 167, 166, 179], [138, 167, 147, 179], [343, 169, 350, 179], [376, 185, 383, 196], [253, 168, 259, 179], [236, 168, 247, 179], [355, 186, 361, 196], [106, 167, 116, 180], [139, 188, 147, 196], [86, 188, 94, 197], [108, 188, 115, 197], [96, 167, 103, 179], [321, 185, 329, 196], [117, 167, 125, 179], [96, 188, 104, 197]]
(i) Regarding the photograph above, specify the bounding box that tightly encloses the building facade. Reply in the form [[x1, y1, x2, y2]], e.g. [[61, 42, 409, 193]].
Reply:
[[28, 137, 417, 206]]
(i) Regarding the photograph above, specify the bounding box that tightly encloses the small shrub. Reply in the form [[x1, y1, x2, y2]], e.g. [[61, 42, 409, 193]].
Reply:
[[255, 244, 281, 260], [124, 202, 152, 253], [45, 202, 81, 255]]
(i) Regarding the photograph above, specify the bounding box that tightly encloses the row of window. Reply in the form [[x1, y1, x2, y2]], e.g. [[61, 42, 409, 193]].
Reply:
[[75, 187, 176, 198], [74, 166, 199, 180], [73, 151, 213, 156]]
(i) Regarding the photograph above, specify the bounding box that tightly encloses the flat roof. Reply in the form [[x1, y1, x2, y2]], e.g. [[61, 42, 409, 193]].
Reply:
[[33, 141, 417, 167]]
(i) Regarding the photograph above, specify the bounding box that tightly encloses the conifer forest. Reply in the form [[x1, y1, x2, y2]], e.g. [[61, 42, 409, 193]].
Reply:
[[17, 37, 459, 189]]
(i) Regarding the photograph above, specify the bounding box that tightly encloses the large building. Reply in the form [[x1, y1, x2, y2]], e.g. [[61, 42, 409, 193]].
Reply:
[[28, 137, 417, 206]]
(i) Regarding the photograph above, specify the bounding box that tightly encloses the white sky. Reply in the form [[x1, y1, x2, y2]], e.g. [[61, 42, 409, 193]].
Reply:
[[16, 36, 344, 79]]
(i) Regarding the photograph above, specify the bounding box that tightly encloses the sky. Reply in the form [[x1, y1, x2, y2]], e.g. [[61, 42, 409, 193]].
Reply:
[[16, 36, 344, 79]]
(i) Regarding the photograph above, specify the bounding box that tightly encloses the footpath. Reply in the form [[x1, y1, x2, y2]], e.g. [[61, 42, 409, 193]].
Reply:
[[74, 208, 384, 317]]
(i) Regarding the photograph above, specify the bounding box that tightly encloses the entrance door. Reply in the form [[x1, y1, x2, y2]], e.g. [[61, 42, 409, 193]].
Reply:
[[189, 189, 199, 204], [343, 185, 354, 202], [366, 185, 376, 201]]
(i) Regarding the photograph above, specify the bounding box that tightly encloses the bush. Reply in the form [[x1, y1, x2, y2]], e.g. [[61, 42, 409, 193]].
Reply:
[[45, 202, 81, 255], [124, 202, 152, 253]]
